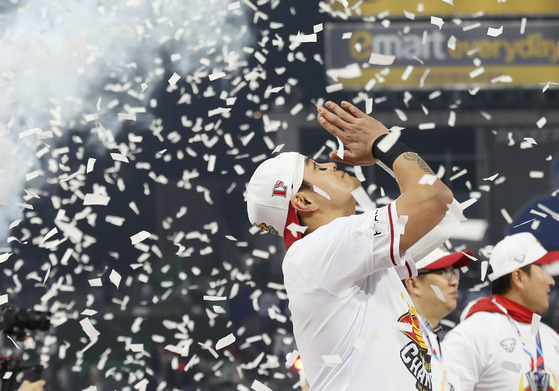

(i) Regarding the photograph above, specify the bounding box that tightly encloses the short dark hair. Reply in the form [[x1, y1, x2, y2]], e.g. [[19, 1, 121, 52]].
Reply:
[[491, 264, 532, 295], [299, 180, 313, 192]]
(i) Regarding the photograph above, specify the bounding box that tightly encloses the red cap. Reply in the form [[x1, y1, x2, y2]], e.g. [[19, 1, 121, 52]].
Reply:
[[416, 247, 474, 270]]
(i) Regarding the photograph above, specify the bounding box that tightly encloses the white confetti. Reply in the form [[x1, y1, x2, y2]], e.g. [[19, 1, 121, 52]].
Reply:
[[216, 333, 236, 350], [483, 173, 499, 181], [368, 53, 396, 65], [80, 318, 100, 341], [89, 278, 102, 287], [86, 158, 96, 173], [418, 174, 437, 185], [326, 63, 362, 81], [354, 166, 366, 182], [313, 185, 331, 200], [326, 83, 344, 93], [431, 16, 444, 29], [470, 67, 485, 78], [228, 1, 241, 10], [252, 249, 269, 259], [285, 223, 308, 238], [0, 252, 13, 264], [285, 350, 299, 367], [366, 98, 373, 114], [500, 208, 513, 224], [487, 26, 503, 37], [109, 270, 121, 288], [520, 17, 527, 34], [130, 230, 151, 245], [401, 65, 413, 81], [430, 284, 446, 302], [203, 295, 227, 301], [336, 136, 344, 160], [529, 171, 544, 179], [463, 22, 481, 31], [83, 194, 110, 206], [481, 260, 489, 281], [536, 117, 547, 128], [0, 294, 7, 305], [351, 186, 376, 213], [209, 71, 226, 81], [168, 72, 181, 86], [418, 122, 436, 130], [448, 110, 456, 127], [251, 380, 272, 391], [448, 35, 457, 50]]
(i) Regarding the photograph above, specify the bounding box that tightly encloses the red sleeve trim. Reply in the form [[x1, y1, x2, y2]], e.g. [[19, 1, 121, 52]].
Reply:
[[387, 203, 398, 267]]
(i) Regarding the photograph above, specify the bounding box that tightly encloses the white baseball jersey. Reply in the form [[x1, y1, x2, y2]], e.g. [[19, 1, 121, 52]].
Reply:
[[442, 307, 559, 391], [283, 202, 432, 391], [418, 315, 461, 391]]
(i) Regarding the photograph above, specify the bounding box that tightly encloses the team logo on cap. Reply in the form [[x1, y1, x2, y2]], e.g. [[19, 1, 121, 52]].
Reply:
[[254, 222, 279, 236], [272, 180, 288, 197]]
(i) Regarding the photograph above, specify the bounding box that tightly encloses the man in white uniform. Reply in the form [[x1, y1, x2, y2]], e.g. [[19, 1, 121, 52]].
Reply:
[[442, 232, 559, 391], [247, 100, 455, 390], [404, 246, 474, 391]]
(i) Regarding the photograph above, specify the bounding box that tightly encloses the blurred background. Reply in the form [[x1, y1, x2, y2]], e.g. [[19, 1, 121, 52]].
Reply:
[[0, 0, 557, 390]]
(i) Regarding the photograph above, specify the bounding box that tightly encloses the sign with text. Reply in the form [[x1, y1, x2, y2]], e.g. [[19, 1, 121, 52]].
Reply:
[[324, 20, 559, 89], [328, 0, 559, 17]]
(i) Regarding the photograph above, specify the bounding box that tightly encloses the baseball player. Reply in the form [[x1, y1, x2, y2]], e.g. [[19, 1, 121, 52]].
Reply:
[[442, 232, 559, 391], [404, 246, 474, 390], [247, 100, 458, 390]]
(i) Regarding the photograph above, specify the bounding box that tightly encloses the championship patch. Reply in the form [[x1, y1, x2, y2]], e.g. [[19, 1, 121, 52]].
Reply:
[[399, 304, 432, 391]]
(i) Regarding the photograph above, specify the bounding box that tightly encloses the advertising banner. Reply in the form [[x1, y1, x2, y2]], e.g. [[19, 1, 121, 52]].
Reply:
[[328, 0, 559, 17], [324, 20, 559, 89]]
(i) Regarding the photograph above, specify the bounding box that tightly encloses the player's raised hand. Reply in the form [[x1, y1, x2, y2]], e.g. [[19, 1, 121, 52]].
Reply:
[[317, 100, 389, 166]]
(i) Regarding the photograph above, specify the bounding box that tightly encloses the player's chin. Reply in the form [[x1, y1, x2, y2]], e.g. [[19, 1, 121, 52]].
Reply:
[[350, 177, 361, 187]]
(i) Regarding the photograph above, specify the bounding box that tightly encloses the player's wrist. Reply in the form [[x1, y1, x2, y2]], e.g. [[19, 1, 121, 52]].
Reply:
[[371, 134, 414, 169]]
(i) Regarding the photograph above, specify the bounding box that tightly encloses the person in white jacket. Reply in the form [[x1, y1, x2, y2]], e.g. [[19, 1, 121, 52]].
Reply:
[[404, 246, 473, 391], [442, 232, 559, 391], [247, 101, 456, 390]]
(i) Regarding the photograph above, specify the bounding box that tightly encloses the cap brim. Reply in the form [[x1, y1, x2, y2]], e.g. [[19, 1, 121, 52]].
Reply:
[[422, 250, 474, 270], [283, 203, 303, 250], [534, 250, 559, 265]]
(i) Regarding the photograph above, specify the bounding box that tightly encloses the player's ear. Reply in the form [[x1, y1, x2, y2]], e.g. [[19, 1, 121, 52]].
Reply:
[[291, 191, 318, 213], [510, 269, 527, 290], [404, 277, 420, 296]]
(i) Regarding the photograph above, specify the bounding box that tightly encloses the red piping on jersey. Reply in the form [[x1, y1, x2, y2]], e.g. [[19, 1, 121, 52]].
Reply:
[[387, 204, 398, 266], [405, 261, 412, 278]]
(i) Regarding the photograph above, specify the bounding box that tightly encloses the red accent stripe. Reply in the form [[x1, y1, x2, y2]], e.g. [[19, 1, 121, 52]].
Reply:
[[387, 204, 398, 266], [405, 261, 412, 278]]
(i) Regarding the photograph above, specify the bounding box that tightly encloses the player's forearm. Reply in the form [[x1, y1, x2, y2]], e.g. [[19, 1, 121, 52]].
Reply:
[[393, 152, 452, 208], [377, 144, 454, 253]]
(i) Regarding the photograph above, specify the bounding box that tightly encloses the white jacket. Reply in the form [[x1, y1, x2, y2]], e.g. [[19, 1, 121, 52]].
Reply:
[[442, 299, 559, 391]]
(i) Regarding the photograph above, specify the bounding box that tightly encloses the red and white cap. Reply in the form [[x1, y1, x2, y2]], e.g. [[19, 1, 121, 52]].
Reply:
[[415, 246, 474, 270], [246, 152, 306, 250], [488, 232, 559, 281]]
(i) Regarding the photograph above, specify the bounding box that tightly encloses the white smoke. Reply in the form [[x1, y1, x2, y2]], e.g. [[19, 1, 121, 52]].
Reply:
[[0, 0, 254, 241]]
